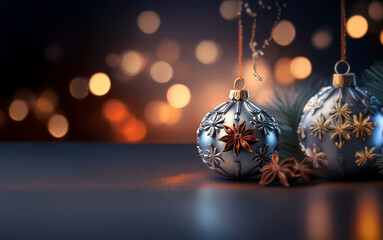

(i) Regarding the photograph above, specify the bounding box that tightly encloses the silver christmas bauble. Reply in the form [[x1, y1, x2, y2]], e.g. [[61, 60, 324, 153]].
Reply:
[[196, 89, 280, 179], [298, 73, 383, 178]]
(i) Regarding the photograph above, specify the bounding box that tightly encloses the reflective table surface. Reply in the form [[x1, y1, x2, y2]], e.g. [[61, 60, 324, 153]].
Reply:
[[0, 143, 382, 240]]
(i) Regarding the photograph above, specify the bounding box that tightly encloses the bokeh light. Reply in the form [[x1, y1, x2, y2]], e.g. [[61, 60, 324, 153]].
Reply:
[[103, 99, 129, 123], [195, 40, 221, 65], [48, 114, 69, 138], [105, 53, 121, 68], [312, 30, 332, 50], [274, 58, 295, 85], [290, 56, 312, 79], [36, 96, 54, 113], [368, 1, 383, 21], [69, 77, 89, 100], [347, 15, 368, 39], [272, 20, 296, 46], [219, 0, 238, 20], [145, 101, 182, 125], [156, 39, 180, 64], [120, 51, 145, 76], [137, 10, 160, 34], [89, 72, 111, 96], [122, 118, 147, 142], [9, 99, 29, 122], [167, 84, 191, 108], [150, 61, 174, 83]]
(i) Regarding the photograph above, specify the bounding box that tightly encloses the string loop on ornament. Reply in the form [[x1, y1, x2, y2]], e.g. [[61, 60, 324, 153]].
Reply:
[[234, 78, 246, 90], [334, 60, 350, 74]]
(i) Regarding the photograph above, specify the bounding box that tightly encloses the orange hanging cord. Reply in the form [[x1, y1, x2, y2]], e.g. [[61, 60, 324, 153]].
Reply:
[[238, 1, 243, 79]]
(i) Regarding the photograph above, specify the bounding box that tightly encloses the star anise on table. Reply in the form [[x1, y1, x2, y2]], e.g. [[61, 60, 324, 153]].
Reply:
[[309, 114, 331, 140], [352, 113, 376, 140], [329, 99, 352, 122], [218, 121, 259, 156], [355, 146, 376, 167], [291, 158, 317, 182], [259, 154, 295, 187]]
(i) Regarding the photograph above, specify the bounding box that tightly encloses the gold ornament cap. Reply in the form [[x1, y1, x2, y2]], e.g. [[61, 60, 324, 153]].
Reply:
[[332, 73, 356, 88], [230, 89, 249, 101]]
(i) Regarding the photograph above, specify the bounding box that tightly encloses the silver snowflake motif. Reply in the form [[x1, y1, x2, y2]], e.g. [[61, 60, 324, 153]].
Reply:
[[303, 95, 324, 114], [251, 113, 274, 135], [202, 113, 225, 137], [252, 145, 272, 167], [202, 144, 224, 169]]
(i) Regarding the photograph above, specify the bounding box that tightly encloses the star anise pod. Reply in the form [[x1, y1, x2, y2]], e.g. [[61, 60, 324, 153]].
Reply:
[[259, 154, 295, 187], [352, 113, 376, 140], [218, 121, 259, 156], [291, 158, 317, 182]]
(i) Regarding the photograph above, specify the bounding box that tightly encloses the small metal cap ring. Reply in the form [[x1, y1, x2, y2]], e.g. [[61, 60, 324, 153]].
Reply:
[[233, 78, 246, 90], [334, 60, 350, 74]]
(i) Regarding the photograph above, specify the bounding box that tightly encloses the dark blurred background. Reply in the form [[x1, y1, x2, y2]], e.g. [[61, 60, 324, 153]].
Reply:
[[0, 0, 382, 143]]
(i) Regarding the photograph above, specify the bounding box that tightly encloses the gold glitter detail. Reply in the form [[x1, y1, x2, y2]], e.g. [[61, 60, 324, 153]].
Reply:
[[352, 113, 376, 140], [355, 146, 376, 167], [329, 99, 352, 122], [309, 114, 331, 139], [330, 120, 352, 149]]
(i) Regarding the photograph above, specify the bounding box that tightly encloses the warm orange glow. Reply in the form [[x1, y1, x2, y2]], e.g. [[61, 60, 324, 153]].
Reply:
[[312, 30, 332, 50], [48, 114, 69, 138], [219, 0, 238, 20], [105, 53, 121, 67], [274, 57, 295, 85], [137, 10, 160, 34], [355, 192, 381, 240], [290, 56, 312, 79], [306, 197, 332, 240], [69, 77, 89, 100], [380, 30, 383, 45], [156, 39, 180, 64], [347, 15, 368, 39], [103, 99, 129, 123], [122, 119, 147, 142], [150, 61, 173, 83], [166, 84, 191, 108], [9, 99, 29, 121], [195, 40, 221, 65], [89, 72, 111, 96], [36, 97, 54, 113], [368, 1, 383, 21], [120, 51, 145, 76], [145, 101, 182, 125], [272, 20, 296, 46]]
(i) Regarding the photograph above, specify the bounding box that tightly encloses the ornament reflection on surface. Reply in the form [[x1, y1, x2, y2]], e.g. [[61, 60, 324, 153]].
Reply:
[[298, 71, 383, 178], [197, 88, 280, 179]]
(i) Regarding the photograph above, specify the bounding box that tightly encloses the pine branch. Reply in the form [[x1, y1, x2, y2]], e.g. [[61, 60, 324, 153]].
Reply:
[[361, 61, 383, 103], [263, 76, 328, 160]]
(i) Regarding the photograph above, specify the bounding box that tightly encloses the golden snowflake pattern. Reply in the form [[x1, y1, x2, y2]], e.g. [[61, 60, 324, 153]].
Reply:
[[329, 100, 352, 122], [309, 114, 331, 139], [330, 120, 352, 149], [352, 113, 376, 140], [355, 146, 376, 167]]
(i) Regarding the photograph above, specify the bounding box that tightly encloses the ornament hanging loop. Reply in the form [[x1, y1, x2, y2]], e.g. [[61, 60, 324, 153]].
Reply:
[[334, 59, 350, 74], [233, 78, 246, 90]]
